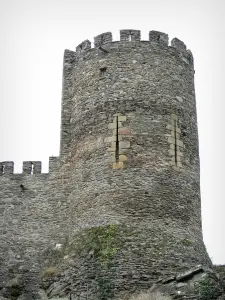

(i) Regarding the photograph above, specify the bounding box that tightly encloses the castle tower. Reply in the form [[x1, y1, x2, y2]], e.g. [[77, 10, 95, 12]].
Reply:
[[57, 30, 212, 297], [0, 29, 213, 299]]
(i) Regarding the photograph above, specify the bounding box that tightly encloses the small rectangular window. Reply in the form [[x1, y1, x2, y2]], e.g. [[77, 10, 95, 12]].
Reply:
[[1, 164, 5, 174], [100, 67, 107, 77]]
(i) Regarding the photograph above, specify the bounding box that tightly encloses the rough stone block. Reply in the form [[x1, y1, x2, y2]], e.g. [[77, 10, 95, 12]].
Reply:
[[119, 148, 128, 154], [118, 116, 127, 122], [171, 131, 180, 139], [119, 155, 127, 162], [104, 137, 113, 143], [170, 119, 176, 126], [176, 133, 181, 139], [171, 156, 181, 162], [171, 113, 178, 121], [176, 265, 203, 281], [172, 166, 180, 171], [105, 136, 122, 143], [168, 137, 175, 144], [176, 156, 181, 162], [170, 131, 175, 137], [166, 124, 173, 131], [107, 154, 116, 163], [118, 127, 131, 135], [107, 142, 116, 151], [176, 96, 183, 102], [108, 122, 122, 129], [170, 160, 176, 166], [168, 149, 175, 156], [177, 140, 184, 147], [120, 141, 130, 149], [113, 162, 124, 169], [107, 147, 116, 152]]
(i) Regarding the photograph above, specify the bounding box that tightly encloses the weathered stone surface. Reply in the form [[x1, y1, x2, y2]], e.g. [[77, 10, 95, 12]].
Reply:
[[176, 265, 204, 281], [0, 29, 213, 299]]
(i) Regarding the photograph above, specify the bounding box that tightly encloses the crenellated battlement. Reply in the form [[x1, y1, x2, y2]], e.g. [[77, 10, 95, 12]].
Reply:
[[0, 161, 14, 175], [120, 29, 141, 41], [149, 30, 168, 46], [171, 37, 186, 52], [0, 156, 59, 175], [22, 161, 42, 174], [76, 39, 91, 53], [94, 31, 112, 47], [69, 29, 193, 65]]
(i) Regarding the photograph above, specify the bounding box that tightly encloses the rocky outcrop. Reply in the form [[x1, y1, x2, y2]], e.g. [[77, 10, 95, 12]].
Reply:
[[39, 264, 225, 299], [1, 264, 224, 299]]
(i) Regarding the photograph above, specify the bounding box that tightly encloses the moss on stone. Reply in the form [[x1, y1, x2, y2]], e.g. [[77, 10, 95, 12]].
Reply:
[[181, 238, 192, 247], [41, 266, 59, 278]]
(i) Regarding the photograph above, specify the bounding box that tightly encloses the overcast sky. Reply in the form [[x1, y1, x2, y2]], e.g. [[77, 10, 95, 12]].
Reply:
[[0, 0, 224, 264]]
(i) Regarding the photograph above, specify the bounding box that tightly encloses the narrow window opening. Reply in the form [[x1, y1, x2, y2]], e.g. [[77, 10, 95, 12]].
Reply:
[[157, 35, 161, 41], [100, 67, 107, 77], [181, 125, 187, 137], [20, 184, 25, 192], [174, 121, 177, 165], [115, 116, 119, 162], [1, 164, 5, 174], [31, 163, 34, 175], [128, 34, 132, 42]]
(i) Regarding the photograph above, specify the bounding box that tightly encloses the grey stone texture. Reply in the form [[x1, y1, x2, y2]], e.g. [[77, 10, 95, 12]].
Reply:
[[0, 29, 214, 298]]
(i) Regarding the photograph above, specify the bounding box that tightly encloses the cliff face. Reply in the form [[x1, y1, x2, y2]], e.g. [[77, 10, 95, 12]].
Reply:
[[0, 30, 215, 300]]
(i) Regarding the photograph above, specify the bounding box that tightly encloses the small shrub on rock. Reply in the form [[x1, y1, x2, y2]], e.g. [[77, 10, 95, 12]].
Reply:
[[197, 277, 222, 300]]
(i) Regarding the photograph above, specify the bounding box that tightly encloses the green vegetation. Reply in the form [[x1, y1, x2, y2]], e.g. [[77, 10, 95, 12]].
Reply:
[[181, 238, 192, 247], [83, 224, 119, 265], [197, 276, 222, 300], [10, 284, 23, 299], [41, 266, 59, 278], [78, 224, 120, 299], [42, 224, 122, 299]]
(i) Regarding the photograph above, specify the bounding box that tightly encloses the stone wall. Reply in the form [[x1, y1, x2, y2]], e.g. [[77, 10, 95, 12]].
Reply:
[[0, 30, 212, 299], [0, 157, 69, 291]]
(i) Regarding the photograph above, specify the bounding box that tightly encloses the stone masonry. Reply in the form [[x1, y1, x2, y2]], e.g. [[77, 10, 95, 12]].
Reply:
[[0, 30, 213, 299]]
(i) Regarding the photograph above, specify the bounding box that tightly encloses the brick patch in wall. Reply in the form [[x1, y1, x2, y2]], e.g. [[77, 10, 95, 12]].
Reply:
[[105, 113, 130, 168], [167, 114, 184, 171]]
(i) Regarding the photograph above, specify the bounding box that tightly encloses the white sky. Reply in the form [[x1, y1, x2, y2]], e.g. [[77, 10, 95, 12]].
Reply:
[[0, 0, 224, 265]]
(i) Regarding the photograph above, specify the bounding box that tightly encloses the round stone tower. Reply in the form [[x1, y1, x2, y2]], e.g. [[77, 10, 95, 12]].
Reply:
[[57, 29, 212, 297]]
